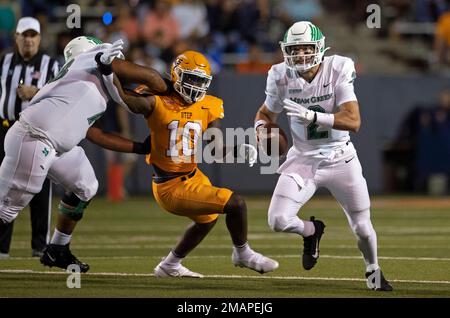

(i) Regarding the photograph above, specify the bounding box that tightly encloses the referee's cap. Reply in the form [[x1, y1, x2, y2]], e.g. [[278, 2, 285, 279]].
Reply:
[[16, 17, 41, 34]]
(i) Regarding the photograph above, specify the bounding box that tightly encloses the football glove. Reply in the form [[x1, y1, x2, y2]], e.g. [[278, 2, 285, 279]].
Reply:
[[237, 143, 258, 167], [100, 39, 124, 65], [283, 98, 316, 125]]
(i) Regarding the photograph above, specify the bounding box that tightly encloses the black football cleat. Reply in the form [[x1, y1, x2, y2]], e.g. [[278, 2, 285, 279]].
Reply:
[[302, 216, 325, 270], [40, 244, 90, 273], [365, 269, 393, 291]]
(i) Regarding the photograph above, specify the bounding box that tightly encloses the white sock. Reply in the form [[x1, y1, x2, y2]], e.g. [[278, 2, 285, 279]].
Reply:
[[163, 251, 183, 267], [233, 242, 253, 259], [50, 229, 71, 246], [302, 220, 315, 237], [366, 263, 380, 273]]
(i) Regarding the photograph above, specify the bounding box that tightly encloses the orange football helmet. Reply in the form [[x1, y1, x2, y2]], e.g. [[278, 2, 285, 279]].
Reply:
[[170, 51, 212, 104]]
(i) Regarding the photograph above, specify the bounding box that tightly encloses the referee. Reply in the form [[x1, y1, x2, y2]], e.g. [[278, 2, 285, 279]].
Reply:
[[0, 17, 59, 258]]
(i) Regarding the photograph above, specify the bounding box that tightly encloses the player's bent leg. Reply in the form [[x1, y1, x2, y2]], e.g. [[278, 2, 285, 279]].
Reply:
[[172, 220, 217, 257], [152, 170, 228, 278], [40, 192, 91, 272], [0, 124, 57, 224], [42, 149, 98, 273], [48, 146, 99, 202], [268, 174, 317, 234], [224, 193, 279, 274], [328, 155, 392, 290], [154, 220, 217, 278], [223, 193, 247, 246], [268, 174, 325, 270], [346, 208, 392, 291]]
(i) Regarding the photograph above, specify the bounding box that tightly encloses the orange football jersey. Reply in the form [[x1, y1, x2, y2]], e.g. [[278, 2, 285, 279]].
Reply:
[[146, 93, 224, 173]]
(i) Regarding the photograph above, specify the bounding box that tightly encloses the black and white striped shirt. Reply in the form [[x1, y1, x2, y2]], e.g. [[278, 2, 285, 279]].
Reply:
[[0, 51, 59, 122]]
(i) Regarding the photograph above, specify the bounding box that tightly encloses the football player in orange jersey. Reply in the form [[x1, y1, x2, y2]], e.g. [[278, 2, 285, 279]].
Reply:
[[116, 51, 279, 277]]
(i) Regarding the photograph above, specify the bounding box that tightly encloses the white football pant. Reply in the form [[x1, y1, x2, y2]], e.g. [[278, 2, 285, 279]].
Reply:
[[268, 143, 378, 268], [0, 121, 98, 224]]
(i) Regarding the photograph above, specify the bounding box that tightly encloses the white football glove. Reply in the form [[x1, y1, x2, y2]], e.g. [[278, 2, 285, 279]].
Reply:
[[238, 144, 258, 167], [100, 39, 124, 65], [283, 98, 315, 125]]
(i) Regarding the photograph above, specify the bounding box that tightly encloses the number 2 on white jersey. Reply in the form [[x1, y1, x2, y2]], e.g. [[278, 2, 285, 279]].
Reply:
[[307, 105, 330, 140], [166, 120, 202, 157]]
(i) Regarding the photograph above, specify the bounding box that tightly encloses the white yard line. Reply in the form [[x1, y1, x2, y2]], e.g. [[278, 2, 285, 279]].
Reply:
[[5, 254, 450, 261], [5, 244, 450, 250], [0, 269, 449, 285]]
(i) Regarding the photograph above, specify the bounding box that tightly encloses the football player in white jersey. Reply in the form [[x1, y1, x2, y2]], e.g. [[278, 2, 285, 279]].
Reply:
[[254, 21, 393, 291], [0, 36, 166, 272]]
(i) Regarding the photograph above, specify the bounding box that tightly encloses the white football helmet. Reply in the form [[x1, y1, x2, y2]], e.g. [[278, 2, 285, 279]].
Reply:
[[280, 21, 330, 73], [64, 36, 103, 62]]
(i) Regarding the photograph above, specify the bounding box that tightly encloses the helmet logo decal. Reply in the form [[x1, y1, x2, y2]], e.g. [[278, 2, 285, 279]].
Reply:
[[173, 58, 183, 68]]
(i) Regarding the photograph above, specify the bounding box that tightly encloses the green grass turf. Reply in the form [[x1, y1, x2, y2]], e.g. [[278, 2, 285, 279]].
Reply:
[[0, 196, 449, 298]]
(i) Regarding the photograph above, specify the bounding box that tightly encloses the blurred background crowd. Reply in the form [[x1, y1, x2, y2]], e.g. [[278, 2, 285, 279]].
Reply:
[[0, 0, 449, 196]]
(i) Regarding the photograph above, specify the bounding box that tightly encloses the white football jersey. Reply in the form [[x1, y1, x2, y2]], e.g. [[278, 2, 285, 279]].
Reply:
[[264, 55, 357, 154], [20, 45, 118, 153]]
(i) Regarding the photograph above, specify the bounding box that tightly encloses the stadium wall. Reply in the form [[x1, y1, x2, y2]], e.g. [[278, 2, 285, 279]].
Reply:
[[79, 73, 448, 196]]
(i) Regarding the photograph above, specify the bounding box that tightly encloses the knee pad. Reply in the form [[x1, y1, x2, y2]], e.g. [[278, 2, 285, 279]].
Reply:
[[58, 192, 91, 221]]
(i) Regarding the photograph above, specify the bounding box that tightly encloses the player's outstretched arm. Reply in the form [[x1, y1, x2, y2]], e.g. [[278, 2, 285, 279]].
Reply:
[[86, 126, 151, 154], [112, 59, 169, 95], [113, 75, 155, 118]]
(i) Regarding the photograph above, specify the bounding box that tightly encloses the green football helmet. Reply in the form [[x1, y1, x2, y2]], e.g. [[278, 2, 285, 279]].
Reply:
[[280, 21, 330, 73]]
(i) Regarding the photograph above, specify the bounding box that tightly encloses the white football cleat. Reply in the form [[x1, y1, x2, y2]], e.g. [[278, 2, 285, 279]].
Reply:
[[154, 262, 204, 278], [232, 250, 279, 274]]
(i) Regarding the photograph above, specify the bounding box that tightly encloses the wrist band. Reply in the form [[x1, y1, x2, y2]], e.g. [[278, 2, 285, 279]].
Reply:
[[132, 142, 144, 154], [95, 52, 113, 76], [315, 112, 335, 128], [254, 119, 267, 132]]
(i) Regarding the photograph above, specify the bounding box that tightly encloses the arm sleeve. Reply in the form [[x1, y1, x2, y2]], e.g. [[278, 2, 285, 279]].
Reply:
[[335, 59, 357, 107], [263, 66, 284, 113]]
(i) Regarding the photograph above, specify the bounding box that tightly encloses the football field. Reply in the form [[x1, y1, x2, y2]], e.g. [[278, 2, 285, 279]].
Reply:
[[0, 195, 449, 298]]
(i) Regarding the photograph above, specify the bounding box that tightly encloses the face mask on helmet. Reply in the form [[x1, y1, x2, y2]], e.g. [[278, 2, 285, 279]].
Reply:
[[284, 44, 315, 68], [174, 69, 212, 104]]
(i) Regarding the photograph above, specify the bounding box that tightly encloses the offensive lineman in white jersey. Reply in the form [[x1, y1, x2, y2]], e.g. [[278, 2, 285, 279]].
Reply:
[[0, 36, 167, 272], [254, 21, 393, 291]]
